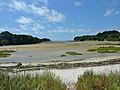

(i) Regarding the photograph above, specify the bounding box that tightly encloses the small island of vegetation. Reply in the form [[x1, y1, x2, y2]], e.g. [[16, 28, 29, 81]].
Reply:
[[0, 50, 16, 58], [74, 30, 120, 41], [88, 46, 120, 53], [0, 31, 51, 46]]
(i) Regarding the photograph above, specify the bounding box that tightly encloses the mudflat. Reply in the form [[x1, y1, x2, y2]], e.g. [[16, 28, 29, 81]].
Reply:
[[0, 41, 120, 63]]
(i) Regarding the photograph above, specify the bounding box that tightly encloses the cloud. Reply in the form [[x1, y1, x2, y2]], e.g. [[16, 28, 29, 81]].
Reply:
[[0, 2, 7, 7], [103, 0, 120, 17], [0, 27, 23, 34], [9, 0, 28, 11], [47, 29, 73, 33], [0, 0, 66, 37], [18, 22, 46, 34], [46, 26, 93, 34], [46, 10, 65, 22], [103, 8, 119, 17], [0, 28, 8, 32], [31, 23, 45, 30], [111, 0, 120, 5], [16, 16, 32, 24], [9, 0, 65, 22], [48, 30, 66, 33], [39, 0, 48, 6], [19, 24, 28, 30], [30, 5, 65, 22], [74, 1, 82, 7], [30, 5, 50, 16]]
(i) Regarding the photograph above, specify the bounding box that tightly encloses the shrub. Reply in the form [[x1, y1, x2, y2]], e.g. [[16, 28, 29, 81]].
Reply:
[[76, 70, 120, 90], [0, 71, 66, 90]]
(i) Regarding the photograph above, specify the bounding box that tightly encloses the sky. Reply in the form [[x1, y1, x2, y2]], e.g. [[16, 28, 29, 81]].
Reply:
[[0, 0, 120, 40]]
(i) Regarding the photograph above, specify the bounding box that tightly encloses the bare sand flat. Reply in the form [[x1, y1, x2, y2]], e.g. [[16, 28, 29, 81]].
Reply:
[[0, 41, 120, 63]]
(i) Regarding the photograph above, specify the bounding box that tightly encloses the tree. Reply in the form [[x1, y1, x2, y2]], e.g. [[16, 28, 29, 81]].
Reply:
[[0, 31, 51, 46], [74, 30, 120, 41]]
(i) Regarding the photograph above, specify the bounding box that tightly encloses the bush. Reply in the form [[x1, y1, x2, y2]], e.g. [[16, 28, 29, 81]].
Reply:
[[76, 70, 120, 90], [0, 71, 66, 90]]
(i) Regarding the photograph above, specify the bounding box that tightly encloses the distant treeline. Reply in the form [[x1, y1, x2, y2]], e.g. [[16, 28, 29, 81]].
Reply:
[[74, 30, 120, 41], [0, 31, 51, 45]]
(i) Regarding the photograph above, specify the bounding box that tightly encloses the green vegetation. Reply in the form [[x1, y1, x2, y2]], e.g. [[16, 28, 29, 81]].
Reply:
[[74, 30, 120, 41], [0, 71, 66, 90], [98, 42, 120, 45], [0, 50, 16, 58], [60, 51, 82, 57], [66, 51, 82, 55], [60, 54, 66, 57], [0, 69, 120, 90], [0, 31, 51, 46], [88, 46, 120, 53], [76, 70, 120, 90]]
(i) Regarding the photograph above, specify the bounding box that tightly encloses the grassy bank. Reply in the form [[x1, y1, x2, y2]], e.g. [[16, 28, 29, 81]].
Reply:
[[0, 71, 66, 90], [76, 70, 120, 90]]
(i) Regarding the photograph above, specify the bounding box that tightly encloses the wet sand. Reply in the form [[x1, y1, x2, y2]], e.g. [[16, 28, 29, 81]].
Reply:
[[0, 41, 120, 63]]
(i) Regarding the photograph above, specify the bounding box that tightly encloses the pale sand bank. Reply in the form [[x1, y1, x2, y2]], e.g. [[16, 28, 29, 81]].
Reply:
[[0, 56, 120, 67]]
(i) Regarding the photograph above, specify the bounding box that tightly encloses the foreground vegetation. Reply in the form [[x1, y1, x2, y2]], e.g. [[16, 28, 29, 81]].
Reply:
[[76, 70, 120, 90], [88, 46, 120, 53], [0, 50, 16, 58], [0, 70, 120, 90], [74, 30, 120, 41], [0, 71, 66, 90]]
